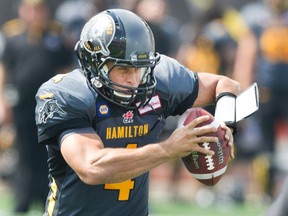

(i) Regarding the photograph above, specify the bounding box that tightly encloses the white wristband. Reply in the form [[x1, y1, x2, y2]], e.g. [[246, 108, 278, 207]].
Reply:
[[214, 93, 236, 124]]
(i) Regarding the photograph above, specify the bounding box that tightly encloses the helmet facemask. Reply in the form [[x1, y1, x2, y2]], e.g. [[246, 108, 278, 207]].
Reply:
[[89, 52, 159, 109]]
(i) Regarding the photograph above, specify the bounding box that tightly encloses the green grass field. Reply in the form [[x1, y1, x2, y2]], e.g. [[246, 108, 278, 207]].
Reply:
[[149, 201, 266, 216], [0, 185, 266, 216], [0, 194, 42, 216]]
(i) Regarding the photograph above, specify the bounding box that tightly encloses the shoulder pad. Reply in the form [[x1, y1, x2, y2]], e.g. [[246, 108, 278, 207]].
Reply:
[[2, 19, 26, 37]]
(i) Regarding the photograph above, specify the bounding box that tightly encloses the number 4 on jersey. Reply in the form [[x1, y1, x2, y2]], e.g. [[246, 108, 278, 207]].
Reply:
[[104, 144, 137, 201]]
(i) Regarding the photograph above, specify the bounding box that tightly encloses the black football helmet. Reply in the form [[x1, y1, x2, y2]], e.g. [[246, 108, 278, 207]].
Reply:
[[75, 9, 160, 109]]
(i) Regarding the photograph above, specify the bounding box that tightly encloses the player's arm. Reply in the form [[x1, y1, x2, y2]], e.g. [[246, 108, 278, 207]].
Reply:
[[193, 72, 241, 108], [233, 30, 257, 89], [0, 64, 5, 123], [60, 117, 218, 185], [0, 63, 10, 125]]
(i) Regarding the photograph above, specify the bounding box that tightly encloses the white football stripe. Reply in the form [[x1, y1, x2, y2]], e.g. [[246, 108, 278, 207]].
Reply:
[[191, 166, 227, 180]]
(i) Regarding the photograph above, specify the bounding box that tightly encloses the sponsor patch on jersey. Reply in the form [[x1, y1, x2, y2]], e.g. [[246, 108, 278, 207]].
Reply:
[[96, 102, 110, 117], [122, 110, 134, 124], [38, 99, 67, 124], [137, 95, 162, 115]]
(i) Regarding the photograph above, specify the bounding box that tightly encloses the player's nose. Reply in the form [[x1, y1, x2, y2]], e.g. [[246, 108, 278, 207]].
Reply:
[[126, 68, 140, 86]]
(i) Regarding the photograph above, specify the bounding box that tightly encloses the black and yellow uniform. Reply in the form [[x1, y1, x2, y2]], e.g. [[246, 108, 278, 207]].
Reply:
[[35, 55, 199, 216]]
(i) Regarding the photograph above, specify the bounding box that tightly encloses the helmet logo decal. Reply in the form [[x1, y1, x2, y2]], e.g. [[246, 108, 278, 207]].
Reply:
[[122, 110, 134, 124], [81, 14, 115, 56], [38, 99, 67, 124]]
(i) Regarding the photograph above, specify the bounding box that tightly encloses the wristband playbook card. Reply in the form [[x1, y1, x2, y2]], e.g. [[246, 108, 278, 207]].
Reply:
[[214, 83, 259, 124]]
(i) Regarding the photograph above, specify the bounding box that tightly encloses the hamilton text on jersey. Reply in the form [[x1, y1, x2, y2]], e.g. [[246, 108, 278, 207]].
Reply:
[[106, 124, 149, 139]]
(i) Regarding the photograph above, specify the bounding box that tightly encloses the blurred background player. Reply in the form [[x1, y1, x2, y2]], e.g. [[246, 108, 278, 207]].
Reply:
[[134, 0, 181, 57], [233, 0, 288, 200], [0, 0, 72, 212]]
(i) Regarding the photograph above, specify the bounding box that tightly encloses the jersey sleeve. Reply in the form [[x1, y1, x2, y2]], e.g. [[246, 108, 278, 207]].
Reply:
[[35, 71, 96, 145], [154, 55, 199, 116]]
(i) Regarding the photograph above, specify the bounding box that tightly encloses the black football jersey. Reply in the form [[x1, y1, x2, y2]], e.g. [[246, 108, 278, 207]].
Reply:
[[35, 54, 198, 216]]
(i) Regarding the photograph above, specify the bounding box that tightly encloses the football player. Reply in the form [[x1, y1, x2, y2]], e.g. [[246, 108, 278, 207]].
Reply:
[[35, 9, 241, 215], [233, 0, 288, 199]]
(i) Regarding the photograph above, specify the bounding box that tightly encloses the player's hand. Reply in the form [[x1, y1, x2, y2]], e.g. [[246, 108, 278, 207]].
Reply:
[[220, 123, 235, 159], [163, 115, 218, 158]]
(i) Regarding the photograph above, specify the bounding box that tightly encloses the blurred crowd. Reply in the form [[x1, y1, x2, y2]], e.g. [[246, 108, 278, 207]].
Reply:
[[0, 0, 288, 214]]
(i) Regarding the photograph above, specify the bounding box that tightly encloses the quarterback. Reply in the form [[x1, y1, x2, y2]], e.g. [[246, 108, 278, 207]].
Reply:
[[35, 9, 241, 215]]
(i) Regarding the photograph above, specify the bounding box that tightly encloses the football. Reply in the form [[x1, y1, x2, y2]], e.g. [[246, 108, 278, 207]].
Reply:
[[181, 108, 230, 186]]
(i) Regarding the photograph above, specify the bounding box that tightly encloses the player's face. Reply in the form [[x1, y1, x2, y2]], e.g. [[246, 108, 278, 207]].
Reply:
[[107, 62, 143, 88], [19, 3, 50, 29]]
